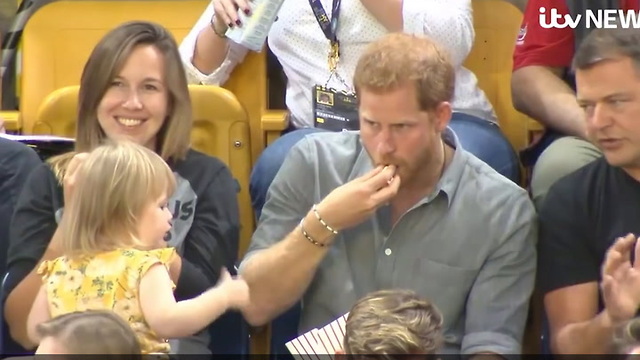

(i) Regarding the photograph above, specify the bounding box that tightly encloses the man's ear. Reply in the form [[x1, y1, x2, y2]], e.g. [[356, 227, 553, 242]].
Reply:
[[433, 101, 452, 132]]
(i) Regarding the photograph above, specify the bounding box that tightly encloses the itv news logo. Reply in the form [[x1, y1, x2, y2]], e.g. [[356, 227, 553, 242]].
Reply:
[[539, 7, 640, 29]]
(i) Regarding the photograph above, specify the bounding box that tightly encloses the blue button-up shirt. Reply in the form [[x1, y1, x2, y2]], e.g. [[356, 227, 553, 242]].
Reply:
[[243, 128, 537, 354]]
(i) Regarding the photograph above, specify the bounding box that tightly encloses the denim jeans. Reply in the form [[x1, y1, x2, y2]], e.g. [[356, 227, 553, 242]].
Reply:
[[249, 112, 521, 221]]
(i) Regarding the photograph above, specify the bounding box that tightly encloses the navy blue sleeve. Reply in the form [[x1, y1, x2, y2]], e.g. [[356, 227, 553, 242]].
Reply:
[[4, 162, 61, 301], [0, 139, 42, 276]]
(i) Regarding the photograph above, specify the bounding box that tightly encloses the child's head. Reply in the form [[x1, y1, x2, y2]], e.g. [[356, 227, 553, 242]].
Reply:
[[342, 289, 443, 359], [61, 140, 175, 257], [35, 310, 142, 356]]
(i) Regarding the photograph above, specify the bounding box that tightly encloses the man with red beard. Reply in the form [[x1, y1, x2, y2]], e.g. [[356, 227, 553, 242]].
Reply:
[[238, 33, 537, 356]]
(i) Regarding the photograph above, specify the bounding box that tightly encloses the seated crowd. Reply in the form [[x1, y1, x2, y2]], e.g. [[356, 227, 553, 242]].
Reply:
[[2, 0, 640, 357]]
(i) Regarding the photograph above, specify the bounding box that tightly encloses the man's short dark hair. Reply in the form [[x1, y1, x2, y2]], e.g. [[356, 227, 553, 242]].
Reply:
[[573, 28, 640, 72]]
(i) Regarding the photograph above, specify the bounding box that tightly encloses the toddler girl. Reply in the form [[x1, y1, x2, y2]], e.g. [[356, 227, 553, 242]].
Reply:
[[26, 141, 249, 354]]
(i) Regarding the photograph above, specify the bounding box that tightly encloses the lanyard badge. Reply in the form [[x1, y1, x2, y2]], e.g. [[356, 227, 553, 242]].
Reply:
[[309, 0, 359, 132], [328, 41, 340, 73], [309, 0, 348, 88]]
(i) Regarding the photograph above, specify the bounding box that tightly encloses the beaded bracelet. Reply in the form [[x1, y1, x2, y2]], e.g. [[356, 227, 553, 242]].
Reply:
[[312, 204, 338, 235], [300, 218, 326, 247], [209, 17, 227, 38]]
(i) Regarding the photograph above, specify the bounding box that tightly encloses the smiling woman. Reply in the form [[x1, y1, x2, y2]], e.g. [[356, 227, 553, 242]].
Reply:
[[3, 21, 240, 355], [96, 44, 169, 150]]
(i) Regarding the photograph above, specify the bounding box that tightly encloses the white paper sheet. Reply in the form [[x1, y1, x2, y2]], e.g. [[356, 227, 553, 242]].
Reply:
[[285, 313, 349, 359]]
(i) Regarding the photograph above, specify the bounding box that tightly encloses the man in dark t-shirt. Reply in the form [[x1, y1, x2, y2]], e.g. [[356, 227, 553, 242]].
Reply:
[[539, 27, 640, 354], [512, 0, 640, 210]]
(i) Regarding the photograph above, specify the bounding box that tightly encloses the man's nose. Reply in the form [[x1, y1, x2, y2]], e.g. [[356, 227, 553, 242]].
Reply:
[[589, 103, 613, 130], [376, 130, 395, 155]]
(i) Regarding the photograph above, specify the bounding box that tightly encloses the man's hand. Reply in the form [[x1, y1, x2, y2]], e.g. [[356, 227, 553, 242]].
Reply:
[[601, 233, 640, 324], [315, 165, 400, 232]]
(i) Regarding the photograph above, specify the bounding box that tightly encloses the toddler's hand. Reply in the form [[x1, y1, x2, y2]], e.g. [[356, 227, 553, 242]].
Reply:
[[217, 268, 250, 310]]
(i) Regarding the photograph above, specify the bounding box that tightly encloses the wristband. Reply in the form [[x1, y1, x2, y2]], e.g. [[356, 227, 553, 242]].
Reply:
[[312, 204, 338, 234]]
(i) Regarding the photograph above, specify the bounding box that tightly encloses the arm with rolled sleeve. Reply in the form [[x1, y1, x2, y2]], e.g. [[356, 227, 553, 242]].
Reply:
[[241, 137, 322, 264], [238, 138, 335, 326], [462, 192, 537, 355], [174, 165, 240, 300], [178, 2, 250, 85], [402, 0, 473, 68]]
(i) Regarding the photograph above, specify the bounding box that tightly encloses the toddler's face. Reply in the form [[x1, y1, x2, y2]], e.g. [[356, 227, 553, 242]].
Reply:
[[137, 193, 173, 248]]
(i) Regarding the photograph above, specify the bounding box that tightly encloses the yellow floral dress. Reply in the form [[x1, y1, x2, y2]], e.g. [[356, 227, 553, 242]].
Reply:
[[38, 248, 176, 354]]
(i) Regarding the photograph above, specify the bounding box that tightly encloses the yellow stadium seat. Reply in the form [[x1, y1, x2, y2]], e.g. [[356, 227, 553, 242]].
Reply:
[[0, 111, 19, 132], [0, 27, 18, 132], [219, 49, 287, 160], [188, 85, 254, 258], [33, 86, 78, 137], [36, 84, 254, 258], [463, 0, 538, 153]]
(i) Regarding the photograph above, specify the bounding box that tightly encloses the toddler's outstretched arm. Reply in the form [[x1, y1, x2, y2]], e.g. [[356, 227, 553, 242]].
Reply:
[[140, 266, 249, 339]]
